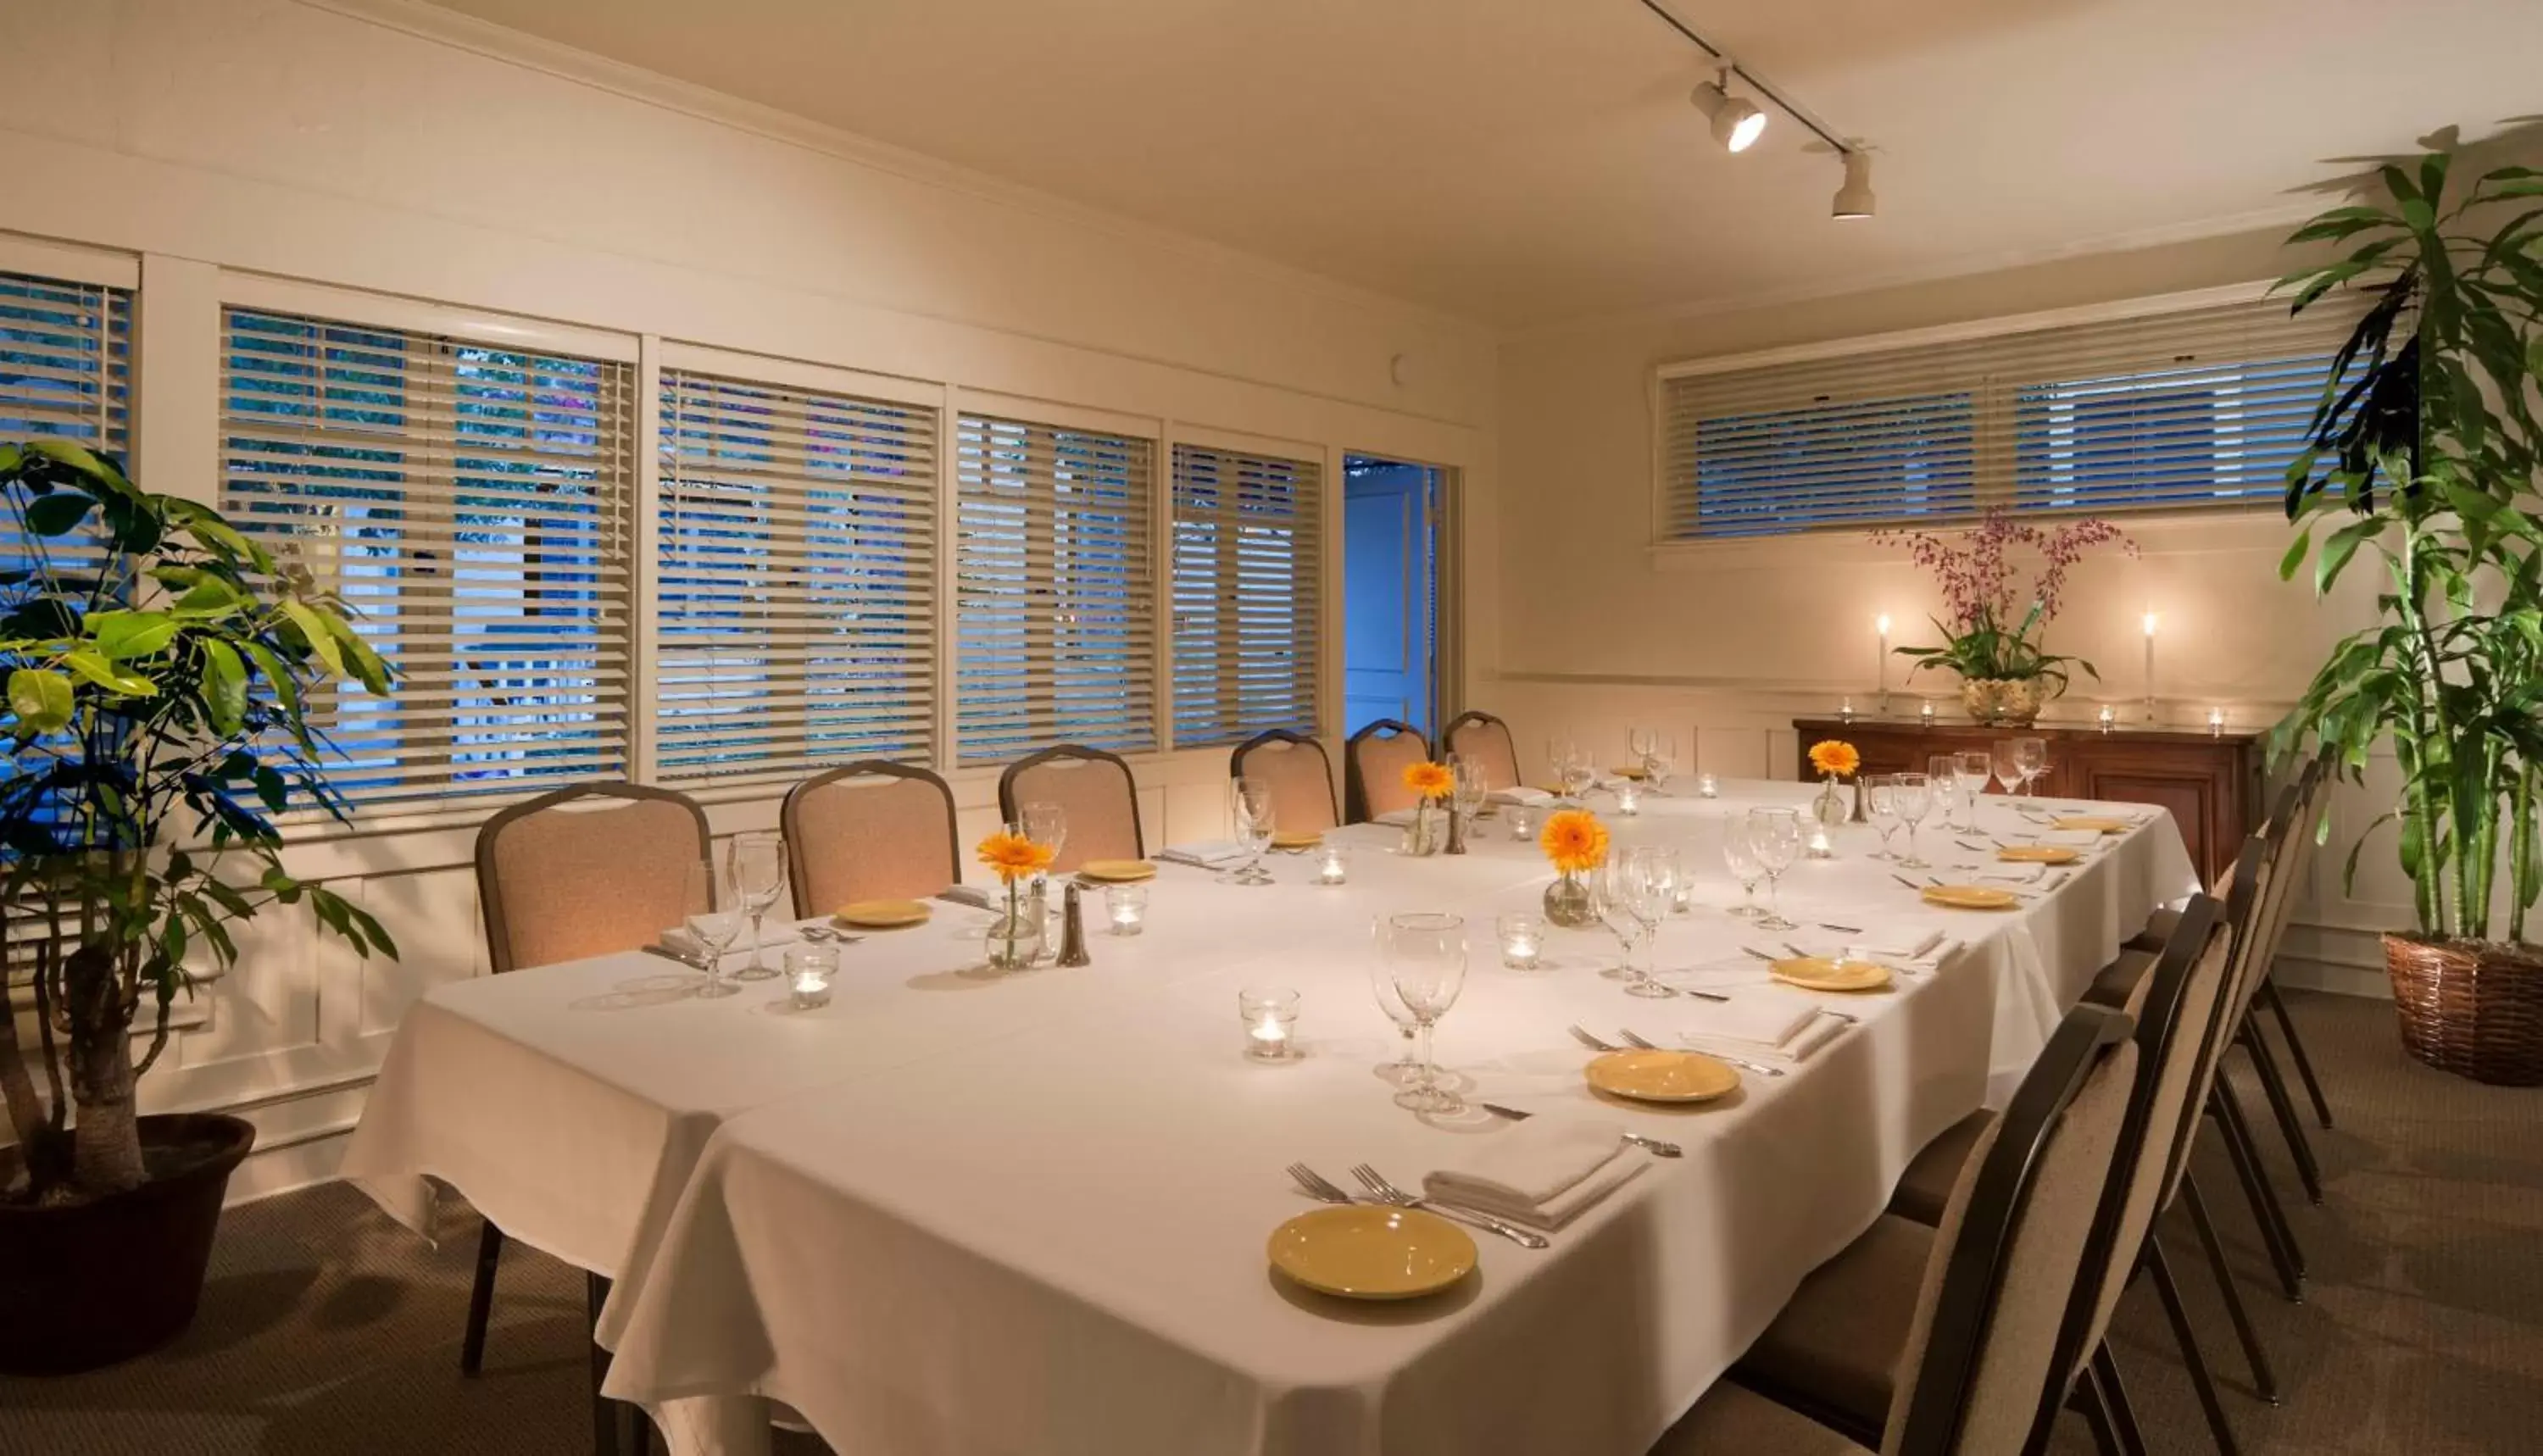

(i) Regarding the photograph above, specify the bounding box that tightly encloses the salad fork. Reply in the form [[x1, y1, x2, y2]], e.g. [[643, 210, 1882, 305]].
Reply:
[[1614, 1027, 1786, 1078]]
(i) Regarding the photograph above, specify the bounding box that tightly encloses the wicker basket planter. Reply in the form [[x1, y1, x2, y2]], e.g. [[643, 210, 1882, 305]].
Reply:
[[2383, 934, 2543, 1086]]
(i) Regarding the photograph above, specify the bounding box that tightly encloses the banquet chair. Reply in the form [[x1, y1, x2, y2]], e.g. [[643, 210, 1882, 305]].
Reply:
[[470, 781, 709, 1456], [1654, 1003, 2140, 1456], [1229, 729, 1339, 833], [998, 744, 1143, 873], [1442, 709, 1522, 792], [782, 760, 962, 916], [1344, 718, 1431, 823]]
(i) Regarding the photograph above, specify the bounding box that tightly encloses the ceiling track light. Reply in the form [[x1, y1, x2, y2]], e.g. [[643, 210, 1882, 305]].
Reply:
[[1832, 150, 1876, 219], [1639, 0, 1877, 220], [1690, 68, 1767, 153]]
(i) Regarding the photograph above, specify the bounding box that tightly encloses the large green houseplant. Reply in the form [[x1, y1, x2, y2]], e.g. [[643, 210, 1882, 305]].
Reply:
[[1, 438, 397, 1369], [2273, 136, 2543, 1082]]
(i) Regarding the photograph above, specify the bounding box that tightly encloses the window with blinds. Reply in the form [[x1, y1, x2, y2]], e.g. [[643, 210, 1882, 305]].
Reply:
[[657, 368, 938, 784], [219, 307, 635, 808], [1170, 444, 1321, 747], [0, 270, 129, 579], [1657, 293, 2364, 540], [954, 414, 1155, 764]]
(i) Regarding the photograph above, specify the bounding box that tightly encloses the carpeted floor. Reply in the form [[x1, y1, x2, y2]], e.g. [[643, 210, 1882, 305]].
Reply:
[[0, 991, 2534, 1454]]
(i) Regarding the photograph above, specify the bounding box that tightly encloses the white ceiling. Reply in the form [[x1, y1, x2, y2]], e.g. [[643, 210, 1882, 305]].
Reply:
[[415, 0, 2543, 329]]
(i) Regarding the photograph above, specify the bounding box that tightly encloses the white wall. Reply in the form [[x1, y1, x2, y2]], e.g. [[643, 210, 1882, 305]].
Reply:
[[1489, 227, 2407, 1002], [0, 0, 1501, 1202]]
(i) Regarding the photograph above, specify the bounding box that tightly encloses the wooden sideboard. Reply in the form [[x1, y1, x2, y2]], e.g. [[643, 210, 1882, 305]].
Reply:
[[1790, 717, 2260, 886]]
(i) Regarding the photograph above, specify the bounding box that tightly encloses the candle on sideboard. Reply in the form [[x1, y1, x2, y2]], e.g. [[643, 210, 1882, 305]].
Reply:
[[1919, 699, 1935, 726], [1839, 697, 1856, 725], [2097, 705, 2116, 735], [2208, 707, 2226, 737], [2142, 611, 2159, 724], [1876, 614, 1892, 713]]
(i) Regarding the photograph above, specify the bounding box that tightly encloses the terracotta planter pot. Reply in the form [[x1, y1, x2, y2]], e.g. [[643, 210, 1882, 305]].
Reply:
[[0, 1113, 255, 1374], [2383, 934, 2543, 1086], [1959, 677, 2045, 725]]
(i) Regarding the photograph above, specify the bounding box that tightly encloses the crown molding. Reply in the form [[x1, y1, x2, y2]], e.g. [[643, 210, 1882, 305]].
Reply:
[[291, 0, 1495, 345]]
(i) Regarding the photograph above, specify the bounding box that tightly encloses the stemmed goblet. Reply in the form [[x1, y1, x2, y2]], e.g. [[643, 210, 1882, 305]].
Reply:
[[1956, 750, 1993, 825], [1378, 912, 1468, 1114], [1723, 827, 1767, 919], [1863, 774, 1902, 860], [727, 831, 787, 981], [1228, 777, 1276, 886], [1745, 808, 1803, 932], [682, 859, 744, 999], [2013, 736, 2049, 797], [1892, 772, 1934, 869]]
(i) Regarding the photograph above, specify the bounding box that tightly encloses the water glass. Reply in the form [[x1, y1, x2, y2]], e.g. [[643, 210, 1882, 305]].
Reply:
[[1497, 913, 1545, 970], [1378, 912, 1468, 1114], [1745, 808, 1802, 932], [1864, 774, 1902, 860], [1956, 750, 1992, 815], [1927, 753, 1964, 831], [1229, 778, 1276, 886], [1892, 771, 1934, 869], [2013, 736, 2049, 797], [1722, 829, 1765, 919], [1992, 739, 2024, 796], [727, 831, 788, 981], [1239, 986, 1300, 1061], [784, 943, 837, 1009], [682, 860, 744, 1000], [1105, 882, 1148, 935]]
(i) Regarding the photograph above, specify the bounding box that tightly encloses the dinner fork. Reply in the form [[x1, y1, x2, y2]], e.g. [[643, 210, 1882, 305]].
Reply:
[[1349, 1164, 1550, 1249], [1288, 1162, 1360, 1205], [1614, 1027, 1788, 1077]]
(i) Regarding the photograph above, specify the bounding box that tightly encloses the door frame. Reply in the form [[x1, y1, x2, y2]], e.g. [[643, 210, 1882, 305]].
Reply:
[[1335, 451, 1459, 745]]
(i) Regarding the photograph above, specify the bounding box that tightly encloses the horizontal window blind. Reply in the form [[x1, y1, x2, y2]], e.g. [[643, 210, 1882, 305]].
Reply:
[[954, 414, 1155, 764], [657, 368, 938, 784], [0, 270, 130, 581], [219, 307, 635, 807], [0, 270, 130, 986], [1171, 444, 1321, 747], [1659, 292, 2366, 540]]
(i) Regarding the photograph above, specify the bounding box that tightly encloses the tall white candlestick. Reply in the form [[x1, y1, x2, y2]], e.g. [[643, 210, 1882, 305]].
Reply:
[[1876, 613, 1892, 713], [2141, 611, 2159, 724]]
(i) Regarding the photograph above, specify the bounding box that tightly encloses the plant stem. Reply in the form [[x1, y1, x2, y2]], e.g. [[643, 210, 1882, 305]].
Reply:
[[2396, 524, 2451, 936]]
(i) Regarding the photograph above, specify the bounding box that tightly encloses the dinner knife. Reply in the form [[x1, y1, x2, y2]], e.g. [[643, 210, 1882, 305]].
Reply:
[[1479, 1103, 1682, 1158]]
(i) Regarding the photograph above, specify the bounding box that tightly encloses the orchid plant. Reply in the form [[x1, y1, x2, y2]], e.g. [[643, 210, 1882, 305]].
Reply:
[[1877, 508, 2138, 692]]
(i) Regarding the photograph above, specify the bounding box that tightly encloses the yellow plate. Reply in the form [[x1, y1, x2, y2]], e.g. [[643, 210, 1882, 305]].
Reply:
[[1077, 859, 1158, 883], [2051, 816, 2132, 835], [1922, 884, 2021, 911], [1271, 831, 1324, 851], [1770, 956, 1895, 993], [1584, 1048, 1740, 1103], [1267, 1205, 1476, 1300], [1997, 844, 2082, 865], [836, 897, 930, 929]]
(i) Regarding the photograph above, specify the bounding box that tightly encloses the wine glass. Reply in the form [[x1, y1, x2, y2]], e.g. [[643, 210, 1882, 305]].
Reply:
[[2013, 736, 2049, 797], [1021, 800, 1068, 917], [1892, 772, 1934, 870], [1722, 826, 1767, 919], [1745, 808, 1802, 932], [1644, 730, 1678, 794], [1605, 850, 1677, 998], [1627, 725, 1656, 763], [1956, 750, 1993, 830], [682, 860, 744, 999], [1927, 753, 1963, 831], [1379, 912, 1468, 1114], [1229, 778, 1276, 886], [1450, 754, 1489, 835], [1366, 931, 1424, 1086], [1863, 774, 1902, 860], [726, 831, 787, 981], [1991, 739, 2025, 797], [1545, 735, 1576, 792], [1557, 742, 1595, 804]]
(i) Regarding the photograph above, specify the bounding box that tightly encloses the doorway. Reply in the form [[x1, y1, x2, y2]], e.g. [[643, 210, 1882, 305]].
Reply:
[[1341, 453, 1448, 737]]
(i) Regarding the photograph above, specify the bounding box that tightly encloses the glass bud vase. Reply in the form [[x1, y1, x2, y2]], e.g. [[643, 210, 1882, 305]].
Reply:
[[1404, 802, 1444, 857], [1543, 870, 1595, 928], [986, 888, 1044, 972]]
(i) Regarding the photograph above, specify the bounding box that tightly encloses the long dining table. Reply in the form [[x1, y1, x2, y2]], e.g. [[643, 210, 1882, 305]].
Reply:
[[340, 780, 2199, 1456]]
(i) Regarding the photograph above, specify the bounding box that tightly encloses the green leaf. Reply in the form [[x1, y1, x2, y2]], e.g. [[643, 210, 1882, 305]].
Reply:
[[86, 609, 179, 661], [58, 647, 158, 697], [279, 599, 348, 679], [237, 639, 302, 723], [24, 492, 94, 536], [6, 668, 74, 734], [199, 639, 248, 736], [2278, 528, 2313, 581], [2316, 518, 2381, 596]]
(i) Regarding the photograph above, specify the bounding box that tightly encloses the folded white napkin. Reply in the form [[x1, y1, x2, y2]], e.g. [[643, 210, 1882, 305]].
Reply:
[[1978, 863, 2047, 885], [1681, 1017, 1845, 1064], [937, 886, 994, 910], [1831, 928, 1945, 961], [1424, 1118, 1644, 1231], [1676, 987, 1821, 1046], [1157, 841, 1250, 869], [2039, 829, 2104, 847], [660, 921, 799, 959], [1372, 808, 1420, 827], [1489, 786, 1555, 807]]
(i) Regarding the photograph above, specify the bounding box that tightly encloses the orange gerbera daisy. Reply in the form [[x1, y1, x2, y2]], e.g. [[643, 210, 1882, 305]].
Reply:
[[1401, 760, 1455, 800], [1539, 809, 1610, 875], [977, 831, 1056, 884], [1808, 740, 1861, 778]]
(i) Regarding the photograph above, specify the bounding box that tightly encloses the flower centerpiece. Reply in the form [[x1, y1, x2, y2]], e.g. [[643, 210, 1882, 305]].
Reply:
[[1400, 759, 1455, 856], [976, 828, 1056, 970], [1538, 809, 1611, 927], [1807, 739, 1861, 834], [1876, 508, 2137, 725]]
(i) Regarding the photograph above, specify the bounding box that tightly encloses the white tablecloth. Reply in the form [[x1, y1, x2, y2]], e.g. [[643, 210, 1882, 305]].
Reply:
[[560, 788, 2195, 1456]]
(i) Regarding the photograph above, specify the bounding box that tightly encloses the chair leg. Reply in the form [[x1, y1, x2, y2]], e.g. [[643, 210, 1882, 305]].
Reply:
[[2184, 1172, 2279, 1403], [585, 1272, 648, 1456], [2148, 1237, 2244, 1456], [2240, 1023, 2324, 1205], [2074, 1369, 2125, 1456], [2091, 1342, 2151, 1456], [460, 1221, 504, 1376], [2213, 1080, 2307, 1294], [2262, 976, 2334, 1128]]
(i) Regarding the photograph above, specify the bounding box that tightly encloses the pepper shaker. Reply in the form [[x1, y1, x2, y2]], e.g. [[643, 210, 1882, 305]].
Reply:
[[1055, 882, 1092, 966]]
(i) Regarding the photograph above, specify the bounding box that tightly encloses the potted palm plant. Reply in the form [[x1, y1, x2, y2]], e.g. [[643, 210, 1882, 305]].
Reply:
[[2, 438, 397, 1370], [2272, 136, 2543, 1084]]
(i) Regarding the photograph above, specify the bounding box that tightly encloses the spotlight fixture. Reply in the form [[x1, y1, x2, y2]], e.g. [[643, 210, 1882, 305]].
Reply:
[[1832, 150, 1876, 219], [1690, 69, 1767, 153]]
